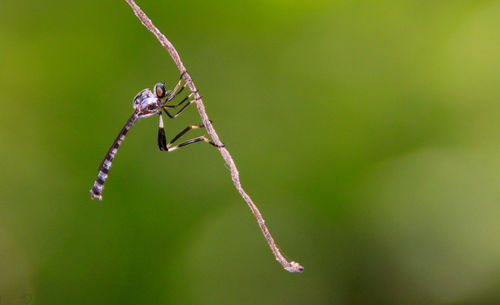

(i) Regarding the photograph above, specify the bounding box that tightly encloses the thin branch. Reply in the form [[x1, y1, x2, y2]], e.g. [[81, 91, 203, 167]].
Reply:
[[124, 0, 303, 273]]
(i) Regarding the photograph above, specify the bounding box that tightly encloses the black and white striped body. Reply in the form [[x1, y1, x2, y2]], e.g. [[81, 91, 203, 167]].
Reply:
[[90, 88, 161, 200], [90, 112, 139, 200]]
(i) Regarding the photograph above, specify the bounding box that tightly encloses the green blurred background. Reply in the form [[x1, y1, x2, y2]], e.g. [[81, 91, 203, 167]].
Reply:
[[1, 0, 500, 304]]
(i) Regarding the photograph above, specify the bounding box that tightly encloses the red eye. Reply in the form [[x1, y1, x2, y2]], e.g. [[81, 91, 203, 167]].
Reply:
[[154, 83, 166, 98]]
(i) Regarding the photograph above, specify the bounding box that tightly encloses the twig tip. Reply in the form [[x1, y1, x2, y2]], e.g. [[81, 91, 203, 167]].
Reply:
[[285, 261, 304, 273]]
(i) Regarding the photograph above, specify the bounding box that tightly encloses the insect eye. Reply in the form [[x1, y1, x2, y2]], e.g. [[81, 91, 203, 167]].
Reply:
[[154, 83, 166, 98]]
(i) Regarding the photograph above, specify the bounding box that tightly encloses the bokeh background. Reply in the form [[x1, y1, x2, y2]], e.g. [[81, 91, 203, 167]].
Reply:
[[1, 0, 500, 304]]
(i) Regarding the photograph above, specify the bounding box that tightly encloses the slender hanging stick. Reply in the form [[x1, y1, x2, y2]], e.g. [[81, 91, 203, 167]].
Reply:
[[124, 0, 303, 273]]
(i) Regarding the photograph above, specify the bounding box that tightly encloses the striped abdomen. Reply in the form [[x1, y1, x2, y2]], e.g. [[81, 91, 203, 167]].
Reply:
[[90, 112, 138, 200]]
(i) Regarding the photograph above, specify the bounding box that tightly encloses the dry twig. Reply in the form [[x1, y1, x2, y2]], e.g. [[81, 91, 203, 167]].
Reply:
[[124, 0, 303, 273]]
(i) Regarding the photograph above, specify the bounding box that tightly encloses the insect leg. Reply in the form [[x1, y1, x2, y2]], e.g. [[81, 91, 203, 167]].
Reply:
[[157, 113, 168, 151], [163, 123, 224, 152], [165, 72, 189, 101]]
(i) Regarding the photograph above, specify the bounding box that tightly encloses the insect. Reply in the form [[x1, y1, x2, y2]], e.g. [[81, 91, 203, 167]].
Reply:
[[90, 73, 224, 200]]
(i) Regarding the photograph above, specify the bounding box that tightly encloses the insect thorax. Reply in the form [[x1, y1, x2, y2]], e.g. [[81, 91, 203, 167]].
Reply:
[[133, 88, 160, 117]]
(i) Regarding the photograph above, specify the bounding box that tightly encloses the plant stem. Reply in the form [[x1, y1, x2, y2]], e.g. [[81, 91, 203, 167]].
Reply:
[[124, 0, 303, 273]]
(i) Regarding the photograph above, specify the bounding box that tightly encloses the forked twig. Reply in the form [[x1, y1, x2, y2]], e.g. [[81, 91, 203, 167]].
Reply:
[[124, 0, 303, 273]]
